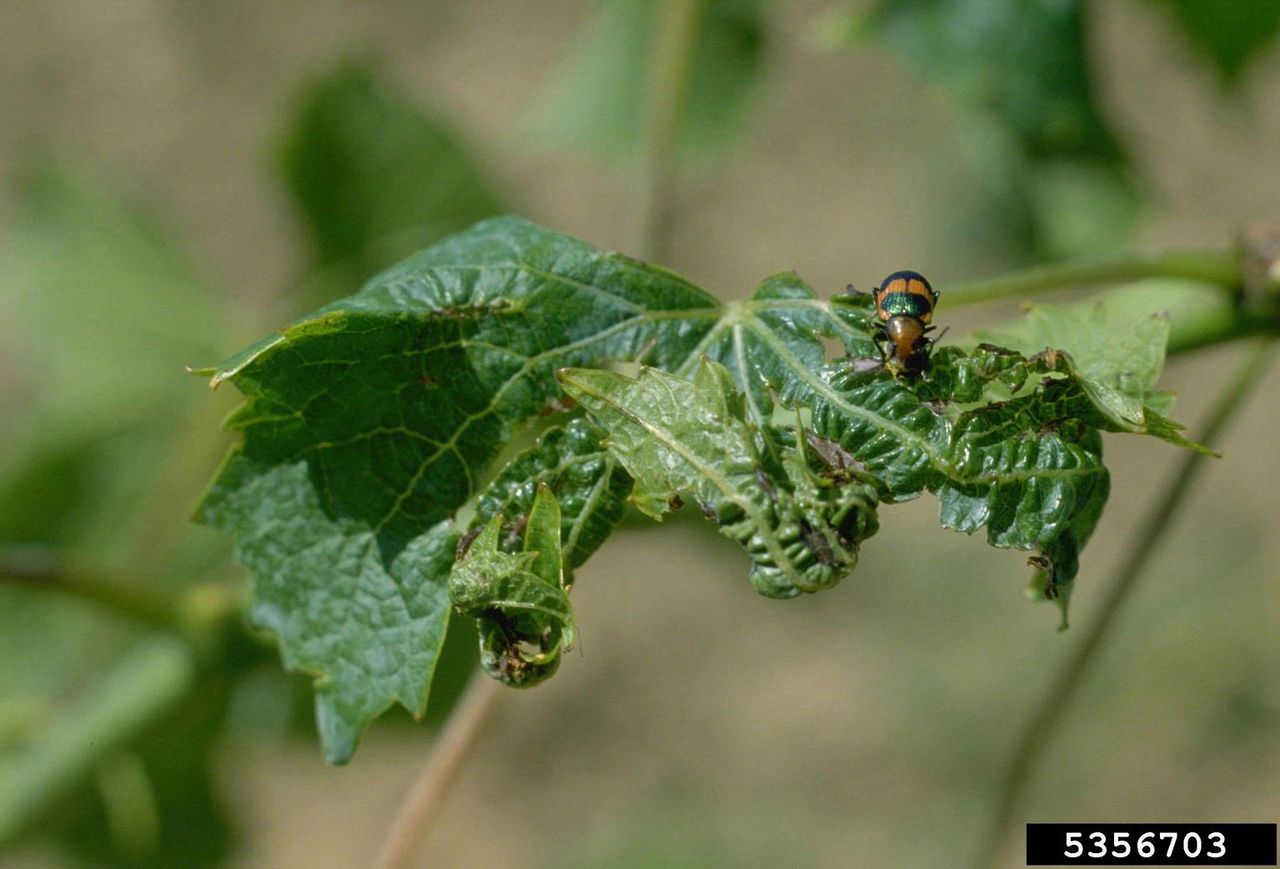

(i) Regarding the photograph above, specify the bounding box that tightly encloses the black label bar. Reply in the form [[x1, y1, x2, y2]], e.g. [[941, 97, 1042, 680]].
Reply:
[[1026, 823, 1277, 865]]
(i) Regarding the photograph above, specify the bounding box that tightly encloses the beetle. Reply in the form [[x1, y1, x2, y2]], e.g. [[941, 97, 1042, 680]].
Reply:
[[864, 270, 941, 375]]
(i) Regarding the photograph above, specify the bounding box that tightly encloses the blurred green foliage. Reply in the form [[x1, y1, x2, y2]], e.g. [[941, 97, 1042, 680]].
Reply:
[[1162, 0, 1280, 85], [830, 0, 1280, 262], [280, 62, 505, 306], [0, 169, 225, 563], [526, 0, 767, 160], [841, 0, 1139, 261], [0, 168, 234, 864]]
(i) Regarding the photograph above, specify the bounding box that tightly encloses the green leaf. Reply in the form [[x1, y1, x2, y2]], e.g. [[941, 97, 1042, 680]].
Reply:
[[524, 0, 767, 160], [279, 62, 505, 302], [807, 356, 1108, 610], [559, 359, 883, 599], [471, 419, 633, 578], [197, 216, 724, 758], [845, 0, 1137, 260], [972, 294, 1216, 452], [974, 298, 1170, 395], [799, 331, 1210, 603], [688, 271, 878, 423], [1161, 0, 1280, 86], [198, 460, 458, 763], [449, 488, 575, 687], [200, 216, 1203, 754]]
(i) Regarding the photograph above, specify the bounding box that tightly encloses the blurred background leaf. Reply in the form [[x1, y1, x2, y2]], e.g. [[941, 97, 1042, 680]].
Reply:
[[1159, 0, 1280, 86], [0, 167, 227, 568], [524, 0, 767, 161], [0, 634, 214, 866], [0, 168, 236, 865], [44, 657, 236, 869], [831, 0, 1139, 262], [279, 61, 505, 306]]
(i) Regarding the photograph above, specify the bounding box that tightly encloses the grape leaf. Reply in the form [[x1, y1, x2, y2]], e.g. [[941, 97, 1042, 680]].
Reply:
[[677, 271, 877, 423], [559, 359, 883, 599], [801, 337, 1208, 604], [470, 419, 633, 578], [199, 216, 1200, 758], [198, 462, 458, 763], [974, 298, 1170, 397], [197, 216, 727, 760], [450, 486, 574, 687], [972, 294, 1204, 427]]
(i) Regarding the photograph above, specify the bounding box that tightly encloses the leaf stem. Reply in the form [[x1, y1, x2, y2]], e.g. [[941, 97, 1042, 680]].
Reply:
[[375, 672, 503, 869], [945, 249, 1240, 307], [1166, 308, 1273, 356], [944, 244, 1278, 357], [969, 337, 1278, 869], [0, 548, 181, 630], [633, 0, 706, 262]]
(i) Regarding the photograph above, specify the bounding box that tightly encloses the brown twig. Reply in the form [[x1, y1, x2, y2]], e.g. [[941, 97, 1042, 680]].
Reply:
[[375, 672, 503, 869]]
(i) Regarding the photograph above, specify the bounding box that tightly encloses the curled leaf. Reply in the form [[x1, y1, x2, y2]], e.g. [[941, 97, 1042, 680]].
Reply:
[[450, 486, 574, 687], [560, 359, 883, 599], [471, 418, 633, 579]]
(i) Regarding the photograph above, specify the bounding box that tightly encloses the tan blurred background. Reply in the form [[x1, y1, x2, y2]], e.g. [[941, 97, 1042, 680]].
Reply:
[[2, 2, 1279, 867]]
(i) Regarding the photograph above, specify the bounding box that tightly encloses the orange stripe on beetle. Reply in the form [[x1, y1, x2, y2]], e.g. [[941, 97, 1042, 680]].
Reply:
[[868, 270, 940, 375], [873, 270, 937, 324]]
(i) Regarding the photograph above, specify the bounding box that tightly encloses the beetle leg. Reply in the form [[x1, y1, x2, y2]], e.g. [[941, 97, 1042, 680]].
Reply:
[[871, 334, 890, 364], [871, 324, 888, 355]]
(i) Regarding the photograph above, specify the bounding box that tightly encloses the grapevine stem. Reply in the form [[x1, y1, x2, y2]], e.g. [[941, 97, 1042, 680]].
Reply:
[[944, 249, 1240, 307], [969, 337, 1278, 869], [375, 672, 503, 869], [633, 0, 706, 262]]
